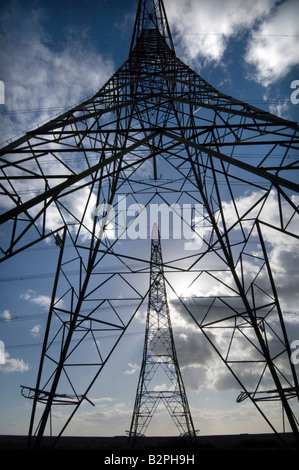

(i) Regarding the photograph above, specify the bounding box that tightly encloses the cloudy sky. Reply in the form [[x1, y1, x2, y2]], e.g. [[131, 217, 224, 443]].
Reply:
[[0, 0, 299, 440]]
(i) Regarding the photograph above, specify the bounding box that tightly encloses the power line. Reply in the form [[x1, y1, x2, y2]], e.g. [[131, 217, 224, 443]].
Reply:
[[5, 324, 295, 352], [0, 100, 295, 117], [1, 31, 298, 50]]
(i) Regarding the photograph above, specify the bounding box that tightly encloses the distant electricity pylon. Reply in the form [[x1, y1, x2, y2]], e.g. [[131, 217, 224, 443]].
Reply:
[[128, 223, 196, 447], [1, 0, 299, 448]]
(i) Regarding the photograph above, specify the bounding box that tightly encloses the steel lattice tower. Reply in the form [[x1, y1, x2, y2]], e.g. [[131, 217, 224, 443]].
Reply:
[[1, 0, 299, 449], [128, 223, 196, 447]]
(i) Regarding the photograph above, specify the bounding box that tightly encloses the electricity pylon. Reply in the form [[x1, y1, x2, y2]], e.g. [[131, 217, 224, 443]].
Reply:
[[128, 223, 196, 447], [1, 0, 299, 448]]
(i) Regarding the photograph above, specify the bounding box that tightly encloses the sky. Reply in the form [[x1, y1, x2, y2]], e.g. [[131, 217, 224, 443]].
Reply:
[[0, 0, 299, 440]]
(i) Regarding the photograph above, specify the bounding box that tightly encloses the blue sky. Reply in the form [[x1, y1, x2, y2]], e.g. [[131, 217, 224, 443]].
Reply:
[[0, 0, 299, 439]]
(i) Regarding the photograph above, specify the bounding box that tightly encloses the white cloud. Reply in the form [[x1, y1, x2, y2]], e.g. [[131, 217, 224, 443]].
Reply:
[[165, 0, 298, 86], [245, 0, 299, 85], [173, 307, 299, 395], [20, 289, 51, 308], [66, 400, 132, 436], [264, 89, 290, 118], [124, 362, 139, 375], [20, 288, 65, 310], [0, 1, 115, 241], [167, 188, 299, 394], [0, 1, 114, 144], [1, 309, 12, 322], [30, 324, 41, 337], [165, 0, 276, 66], [0, 352, 29, 373], [91, 397, 115, 404], [192, 399, 285, 435]]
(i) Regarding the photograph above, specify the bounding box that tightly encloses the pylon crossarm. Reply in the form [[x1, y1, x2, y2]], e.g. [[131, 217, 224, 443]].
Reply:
[[0, 131, 161, 261], [20, 385, 95, 406], [237, 387, 299, 403], [162, 129, 299, 194]]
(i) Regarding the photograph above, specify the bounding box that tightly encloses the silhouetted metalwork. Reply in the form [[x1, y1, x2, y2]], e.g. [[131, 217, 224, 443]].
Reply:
[[128, 224, 196, 447], [0, 0, 298, 448]]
